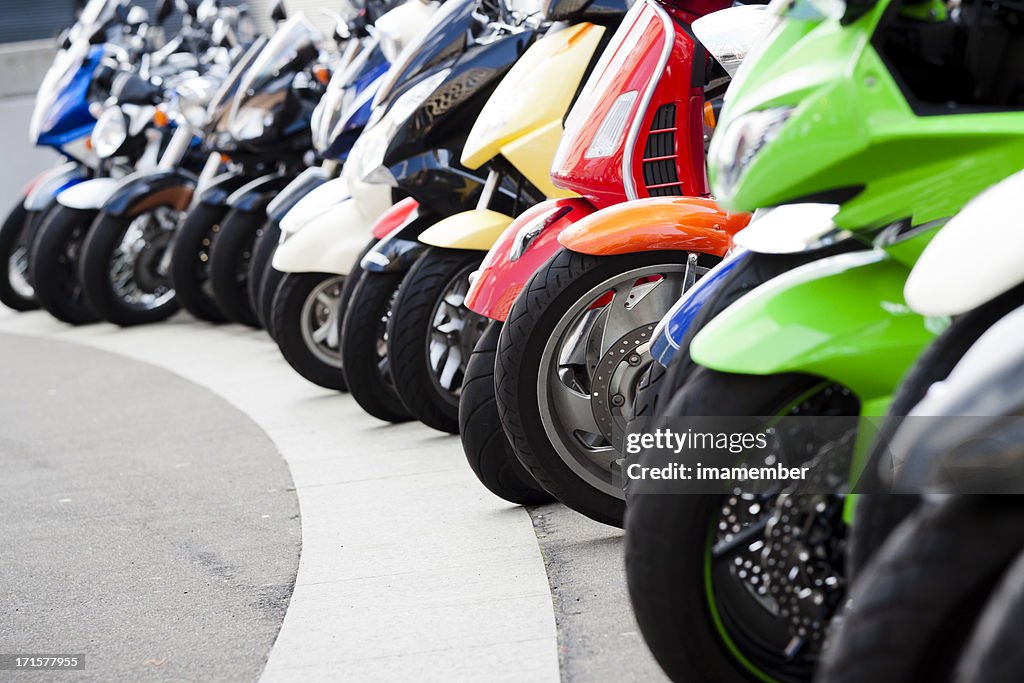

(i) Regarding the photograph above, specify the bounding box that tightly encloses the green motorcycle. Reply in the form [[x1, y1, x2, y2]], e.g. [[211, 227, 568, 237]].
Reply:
[[624, 0, 1024, 680]]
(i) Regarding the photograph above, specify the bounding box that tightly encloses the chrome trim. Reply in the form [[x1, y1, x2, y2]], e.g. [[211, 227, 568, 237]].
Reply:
[[621, 0, 675, 201]]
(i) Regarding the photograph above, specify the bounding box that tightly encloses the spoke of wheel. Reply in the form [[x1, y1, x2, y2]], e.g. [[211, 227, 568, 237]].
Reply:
[[315, 291, 334, 309], [599, 273, 684, 355], [437, 345, 462, 390], [711, 517, 770, 562], [548, 379, 602, 437]]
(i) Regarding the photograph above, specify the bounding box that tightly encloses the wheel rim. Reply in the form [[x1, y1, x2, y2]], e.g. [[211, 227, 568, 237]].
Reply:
[[8, 243, 33, 298], [109, 207, 181, 310], [426, 263, 488, 403], [537, 263, 690, 499], [705, 383, 859, 682], [300, 276, 345, 367]]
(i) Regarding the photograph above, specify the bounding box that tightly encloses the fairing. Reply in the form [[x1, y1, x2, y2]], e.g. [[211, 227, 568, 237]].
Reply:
[[550, 0, 723, 208], [372, 197, 420, 239], [461, 22, 607, 197]]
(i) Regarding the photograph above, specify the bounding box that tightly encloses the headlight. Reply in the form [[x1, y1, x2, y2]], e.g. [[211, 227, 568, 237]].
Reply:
[[92, 107, 128, 159], [584, 90, 638, 159], [351, 69, 451, 186], [710, 107, 794, 200]]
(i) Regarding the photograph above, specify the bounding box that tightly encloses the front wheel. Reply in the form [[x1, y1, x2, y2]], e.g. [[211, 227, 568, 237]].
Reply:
[[460, 322, 553, 506], [78, 205, 182, 326], [817, 497, 1024, 683], [270, 272, 348, 391], [388, 248, 488, 434], [495, 248, 700, 527], [28, 206, 100, 325], [249, 218, 281, 331], [0, 200, 39, 310], [625, 367, 858, 683], [208, 208, 264, 327], [168, 201, 229, 323], [339, 267, 412, 423]]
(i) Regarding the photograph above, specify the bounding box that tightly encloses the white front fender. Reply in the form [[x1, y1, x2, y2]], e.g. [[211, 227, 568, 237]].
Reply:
[[279, 177, 351, 236], [273, 197, 379, 276], [57, 177, 121, 210], [906, 169, 1024, 316]]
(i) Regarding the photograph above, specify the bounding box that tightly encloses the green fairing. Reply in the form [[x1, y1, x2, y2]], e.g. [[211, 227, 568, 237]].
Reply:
[[690, 250, 935, 402], [711, 5, 1024, 227]]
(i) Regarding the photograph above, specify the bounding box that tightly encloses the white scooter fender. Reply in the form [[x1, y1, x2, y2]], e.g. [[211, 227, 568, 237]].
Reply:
[[278, 175, 351, 237], [273, 182, 392, 276], [56, 177, 122, 210], [274, 166, 393, 276], [905, 169, 1024, 316]]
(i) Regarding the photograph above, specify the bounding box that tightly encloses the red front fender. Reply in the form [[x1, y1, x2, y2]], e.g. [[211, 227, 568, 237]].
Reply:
[[465, 198, 595, 321], [371, 197, 419, 239], [557, 196, 750, 257]]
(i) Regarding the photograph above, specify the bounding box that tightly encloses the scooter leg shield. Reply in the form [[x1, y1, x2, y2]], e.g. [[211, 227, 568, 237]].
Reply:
[[464, 198, 595, 321], [557, 196, 749, 257], [690, 250, 939, 402], [272, 199, 375, 277]]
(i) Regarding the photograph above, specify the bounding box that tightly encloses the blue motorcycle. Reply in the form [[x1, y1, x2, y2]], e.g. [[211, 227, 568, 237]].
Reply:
[[0, 0, 140, 312]]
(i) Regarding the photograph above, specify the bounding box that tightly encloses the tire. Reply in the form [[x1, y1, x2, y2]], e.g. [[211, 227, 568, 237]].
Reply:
[[270, 272, 348, 391], [78, 205, 182, 326], [28, 206, 101, 325], [847, 284, 1024, 577], [168, 201, 230, 323], [459, 321, 553, 506], [625, 367, 858, 683], [248, 218, 280, 330], [495, 248, 699, 528], [0, 200, 39, 310], [208, 207, 264, 327], [388, 248, 487, 434], [816, 497, 1024, 683], [953, 549, 1024, 683], [340, 268, 412, 423]]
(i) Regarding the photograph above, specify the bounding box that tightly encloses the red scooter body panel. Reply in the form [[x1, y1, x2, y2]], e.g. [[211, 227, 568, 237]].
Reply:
[[465, 198, 595, 321], [550, 0, 724, 208], [372, 197, 420, 238]]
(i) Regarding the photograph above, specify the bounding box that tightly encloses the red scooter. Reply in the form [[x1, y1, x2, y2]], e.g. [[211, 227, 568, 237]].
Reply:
[[458, 0, 751, 525]]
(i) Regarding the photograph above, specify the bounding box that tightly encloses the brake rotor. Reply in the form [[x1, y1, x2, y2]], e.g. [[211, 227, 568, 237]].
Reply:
[[591, 323, 656, 446]]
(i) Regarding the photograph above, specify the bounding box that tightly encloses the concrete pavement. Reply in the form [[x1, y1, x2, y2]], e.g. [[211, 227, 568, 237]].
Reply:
[[0, 308, 666, 682]]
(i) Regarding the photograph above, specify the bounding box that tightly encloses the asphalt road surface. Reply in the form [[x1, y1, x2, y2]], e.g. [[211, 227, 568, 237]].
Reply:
[[0, 334, 300, 681]]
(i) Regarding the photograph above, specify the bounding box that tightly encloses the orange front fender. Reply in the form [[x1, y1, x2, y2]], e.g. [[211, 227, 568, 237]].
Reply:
[[557, 196, 751, 257]]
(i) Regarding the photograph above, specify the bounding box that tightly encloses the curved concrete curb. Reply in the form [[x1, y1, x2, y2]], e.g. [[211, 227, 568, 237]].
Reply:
[[0, 311, 559, 682]]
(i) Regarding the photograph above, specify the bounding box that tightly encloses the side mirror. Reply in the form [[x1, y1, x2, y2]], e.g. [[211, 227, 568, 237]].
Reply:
[[271, 0, 288, 22], [155, 0, 174, 24]]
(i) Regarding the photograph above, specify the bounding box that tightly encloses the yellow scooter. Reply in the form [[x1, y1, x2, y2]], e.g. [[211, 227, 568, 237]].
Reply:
[[372, 6, 625, 434]]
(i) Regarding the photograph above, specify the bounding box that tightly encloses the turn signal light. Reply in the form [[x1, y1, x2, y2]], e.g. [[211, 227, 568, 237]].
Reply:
[[313, 65, 331, 86], [154, 107, 170, 128]]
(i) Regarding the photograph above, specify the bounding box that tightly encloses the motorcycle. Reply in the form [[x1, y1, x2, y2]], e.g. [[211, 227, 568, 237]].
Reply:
[[0, 0, 150, 314], [815, 170, 1024, 683], [464, 0, 743, 521], [168, 8, 321, 327], [382, 0, 626, 435], [623, 0, 1024, 678], [249, 0, 432, 349], [28, 0, 224, 324], [272, 0, 538, 404]]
